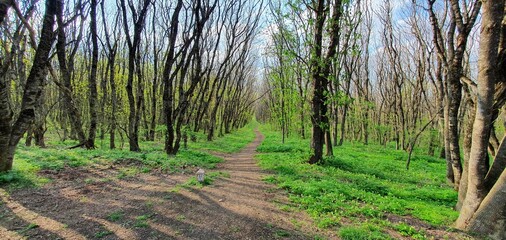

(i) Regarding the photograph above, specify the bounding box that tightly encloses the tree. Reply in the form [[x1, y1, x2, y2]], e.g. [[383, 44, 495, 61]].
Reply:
[[308, 0, 343, 164], [119, 0, 151, 152], [428, 0, 481, 188], [0, 0, 59, 172], [455, 0, 505, 237], [87, 0, 99, 148], [100, 0, 121, 149]]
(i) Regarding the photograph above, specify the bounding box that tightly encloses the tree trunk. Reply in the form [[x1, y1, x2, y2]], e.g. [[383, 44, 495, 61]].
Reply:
[[309, 0, 342, 164], [466, 169, 506, 238], [0, 0, 57, 172], [456, 0, 504, 233], [119, 0, 151, 152], [87, 0, 99, 149]]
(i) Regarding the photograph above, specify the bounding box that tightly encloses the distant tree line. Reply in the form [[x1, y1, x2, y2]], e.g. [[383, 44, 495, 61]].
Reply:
[[0, 0, 262, 169]]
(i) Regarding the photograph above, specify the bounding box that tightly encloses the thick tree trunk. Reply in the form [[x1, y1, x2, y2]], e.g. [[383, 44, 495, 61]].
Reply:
[[0, 0, 57, 172], [447, 69, 463, 189], [456, 0, 503, 232], [444, 103, 455, 184], [457, 99, 475, 211], [466, 169, 506, 238], [109, 56, 117, 149]]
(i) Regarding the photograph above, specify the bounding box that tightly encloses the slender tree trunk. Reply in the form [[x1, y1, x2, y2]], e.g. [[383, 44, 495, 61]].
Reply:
[[109, 56, 117, 149], [87, 0, 99, 149]]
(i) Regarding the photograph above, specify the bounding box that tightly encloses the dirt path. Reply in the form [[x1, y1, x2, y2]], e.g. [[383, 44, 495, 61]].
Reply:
[[0, 130, 331, 239]]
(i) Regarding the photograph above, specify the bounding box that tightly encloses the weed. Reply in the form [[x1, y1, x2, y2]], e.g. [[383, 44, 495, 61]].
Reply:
[[134, 214, 151, 228], [275, 229, 290, 237], [395, 223, 426, 239], [230, 226, 241, 232], [18, 223, 38, 234], [94, 230, 113, 238], [107, 211, 124, 222], [257, 125, 459, 237], [145, 200, 154, 208]]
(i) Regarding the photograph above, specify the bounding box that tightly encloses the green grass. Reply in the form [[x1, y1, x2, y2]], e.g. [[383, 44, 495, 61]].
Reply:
[[134, 214, 151, 228], [107, 211, 124, 222], [191, 121, 257, 153], [256, 125, 459, 238], [0, 123, 256, 189], [179, 171, 230, 188], [94, 230, 113, 238]]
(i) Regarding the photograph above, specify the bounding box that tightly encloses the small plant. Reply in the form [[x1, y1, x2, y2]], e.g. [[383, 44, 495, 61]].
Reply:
[[145, 200, 154, 208], [18, 223, 39, 234], [338, 225, 387, 240], [94, 230, 113, 238], [107, 211, 124, 222], [176, 214, 186, 221], [134, 214, 151, 228], [275, 230, 290, 237], [395, 223, 426, 239]]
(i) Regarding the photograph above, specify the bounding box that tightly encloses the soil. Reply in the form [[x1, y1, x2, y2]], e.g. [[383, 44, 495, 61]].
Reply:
[[0, 131, 333, 240], [0, 131, 476, 240]]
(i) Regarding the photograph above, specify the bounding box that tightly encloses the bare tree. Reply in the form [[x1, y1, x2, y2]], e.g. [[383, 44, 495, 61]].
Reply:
[[0, 0, 58, 172], [455, 1, 505, 237], [119, 0, 151, 151]]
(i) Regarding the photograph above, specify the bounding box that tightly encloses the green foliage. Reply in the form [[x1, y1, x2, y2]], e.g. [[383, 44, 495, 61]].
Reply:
[[180, 171, 229, 188], [395, 223, 426, 239], [339, 224, 390, 240], [191, 121, 257, 153], [107, 211, 124, 222], [94, 230, 113, 238], [134, 214, 151, 228], [257, 126, 458, 237], [3, 123, 256, 189], [18, 223, 39, 234]]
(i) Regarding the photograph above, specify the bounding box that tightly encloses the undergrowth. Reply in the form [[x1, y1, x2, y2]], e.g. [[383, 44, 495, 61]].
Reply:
[[256, 125, 459, 239], [0, 122, 257, 189]]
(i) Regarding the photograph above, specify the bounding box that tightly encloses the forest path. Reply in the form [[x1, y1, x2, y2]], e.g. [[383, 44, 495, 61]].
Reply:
[[0, 130, 332, 240], [162, 129, 329, 239]]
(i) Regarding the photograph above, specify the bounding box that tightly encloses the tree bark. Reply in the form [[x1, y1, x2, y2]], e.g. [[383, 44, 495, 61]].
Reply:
[[87, 0, 99, 149], [309, 0, 342, 164], [0, 0, 58, 172], [466, 169, 506, 238], [456, 0, 504, 231], [119, 0, 151, 152]]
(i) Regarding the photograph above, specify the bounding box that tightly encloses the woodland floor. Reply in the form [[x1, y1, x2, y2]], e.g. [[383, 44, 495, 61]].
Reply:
[[0, 131, 332, 240], [0, 130, 478, 240]]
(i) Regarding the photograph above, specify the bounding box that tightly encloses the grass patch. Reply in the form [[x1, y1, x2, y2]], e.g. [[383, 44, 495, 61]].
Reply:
[[3, 123, 256, 189], [18, 223, 39, 234], [191, 121, 257, 153], [256, 125, 459, 238], [134, 214, 151, 228], [107, 211, 124, 222], [275, 229, 290, 237], [339, 224, 390, 240], [94, 230, 113, 238], [180, 171, 230, 188]]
